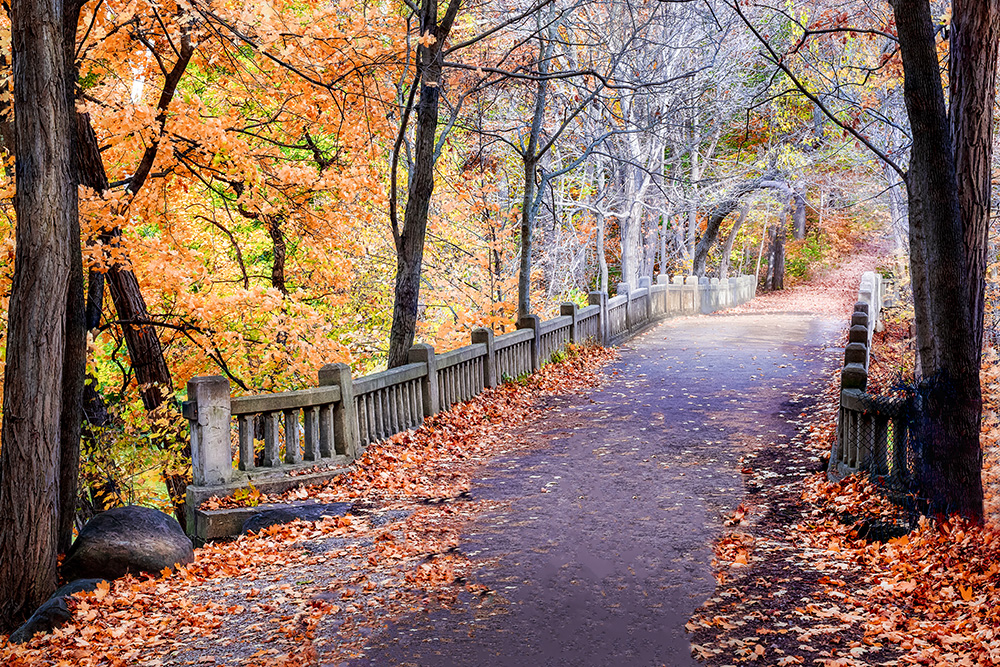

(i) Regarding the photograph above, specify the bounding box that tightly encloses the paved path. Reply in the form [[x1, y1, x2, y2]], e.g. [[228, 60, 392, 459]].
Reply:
[[352, 311, 842, 666]]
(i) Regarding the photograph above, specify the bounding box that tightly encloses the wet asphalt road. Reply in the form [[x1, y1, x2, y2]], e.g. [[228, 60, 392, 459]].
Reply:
[[351, 311, 842, 666]]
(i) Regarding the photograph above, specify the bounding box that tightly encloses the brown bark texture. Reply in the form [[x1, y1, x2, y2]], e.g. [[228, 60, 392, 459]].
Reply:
[[892, 0, 996, 520], [0, 0, 79, 629], [386, 0, 460, 368]]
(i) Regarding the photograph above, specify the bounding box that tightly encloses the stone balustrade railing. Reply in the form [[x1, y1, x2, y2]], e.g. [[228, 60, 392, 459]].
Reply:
[[183, 273, 756, 541], [829, 271, 911, 484]]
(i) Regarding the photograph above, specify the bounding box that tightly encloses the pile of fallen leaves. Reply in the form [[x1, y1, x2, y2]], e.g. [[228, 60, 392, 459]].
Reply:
[[1, 345, 616, 666], [690, 341, 1000, 665]]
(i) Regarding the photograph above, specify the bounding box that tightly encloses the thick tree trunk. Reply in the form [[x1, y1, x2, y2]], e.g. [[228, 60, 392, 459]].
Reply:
[[719, 202, 750, 280], [893, 0, 988, 520], [950, 0, 1000, 356], [517, 157, 539, 319], [0, 0, 78, 628], [516, 29, 553, 318]]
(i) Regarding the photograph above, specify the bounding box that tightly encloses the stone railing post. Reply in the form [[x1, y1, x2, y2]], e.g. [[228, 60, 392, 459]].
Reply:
[[618, 282, 632, 331], [588, 291, 608, 346], [318, 362, 360, 458], [655, 274, 669, 318], [185, 376, 233, 488], [638, 277, 652, 322], [560, 302, 579, 344], [684, 275, 699, 313], [408, 343, 440, 417], [842, 307, 870, 391], [517, 314, 542, 372], [471, 327, 497, 388]]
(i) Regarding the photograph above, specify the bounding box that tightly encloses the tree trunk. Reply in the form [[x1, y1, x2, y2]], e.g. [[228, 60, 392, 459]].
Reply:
[[105, 253, 173, 412], [0, 0, 78, 628], [268, 216, 288, 294], [516, 28, 553, 318], [517, 156, 539, 319], [386, 0, 459, 367], [892, 0, 991, 520], [792, 190, 806, 240], [951, 0, 1000, 357], [692, 172, 779, 276], [764, 208, 786, 291], [719, 202, 750, 280]]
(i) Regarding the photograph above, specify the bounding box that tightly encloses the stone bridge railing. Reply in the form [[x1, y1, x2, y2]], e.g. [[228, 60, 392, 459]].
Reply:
[[184, 274, 756, 541], [829, 271, 911, 485]]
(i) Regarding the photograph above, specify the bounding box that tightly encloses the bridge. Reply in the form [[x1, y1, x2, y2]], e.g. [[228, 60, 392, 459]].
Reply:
[[178, 262, 876, 665]]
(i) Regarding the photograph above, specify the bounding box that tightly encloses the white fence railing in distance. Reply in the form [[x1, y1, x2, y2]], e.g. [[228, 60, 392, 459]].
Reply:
[[629, 287, 650, 330], [607, 294, 628, 342], [184, 273, 758, 541]]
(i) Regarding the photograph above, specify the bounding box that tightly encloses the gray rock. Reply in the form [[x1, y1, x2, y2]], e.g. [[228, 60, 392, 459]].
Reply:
[[368, 509, 411, 528], [9, 579, 105, 644], [241, 501, 353, 535], [62, 506, 194, 581]]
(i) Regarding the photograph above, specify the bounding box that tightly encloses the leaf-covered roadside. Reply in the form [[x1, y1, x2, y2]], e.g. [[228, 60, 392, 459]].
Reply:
[[0, 345, 616, 666], [690, 347, 1000, 666]]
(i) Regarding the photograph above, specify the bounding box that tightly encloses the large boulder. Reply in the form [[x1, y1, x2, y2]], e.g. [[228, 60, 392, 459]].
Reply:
[[62, 506, 194, 581], [9, 579, 104, 644], [241, 502, 352, 535]]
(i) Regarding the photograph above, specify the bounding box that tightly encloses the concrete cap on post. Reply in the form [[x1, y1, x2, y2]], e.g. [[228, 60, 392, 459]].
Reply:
[[848, 324, 869, 345], [656, 275, 669, 285], [638, 277, 651, 290], [517, 314, 542, 372], [471, 328, 497, 388], [672, 275, 684, 285], [854, 302, 869, 315], [407, 344, 440, 417], [318, 362, 360, 458], [851, 311, 870, 329], [560, 302, 579, 344], [842, 362, 868, 390], [186, 375, 233, 488], [617, 282, 631, 295], [844, 342, 868, 365], [685, 275, 699, 285]]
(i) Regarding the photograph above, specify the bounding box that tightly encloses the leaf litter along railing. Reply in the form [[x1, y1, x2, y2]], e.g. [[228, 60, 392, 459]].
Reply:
[[829, 271, 916, 499], [184, 274, 757, 541]]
